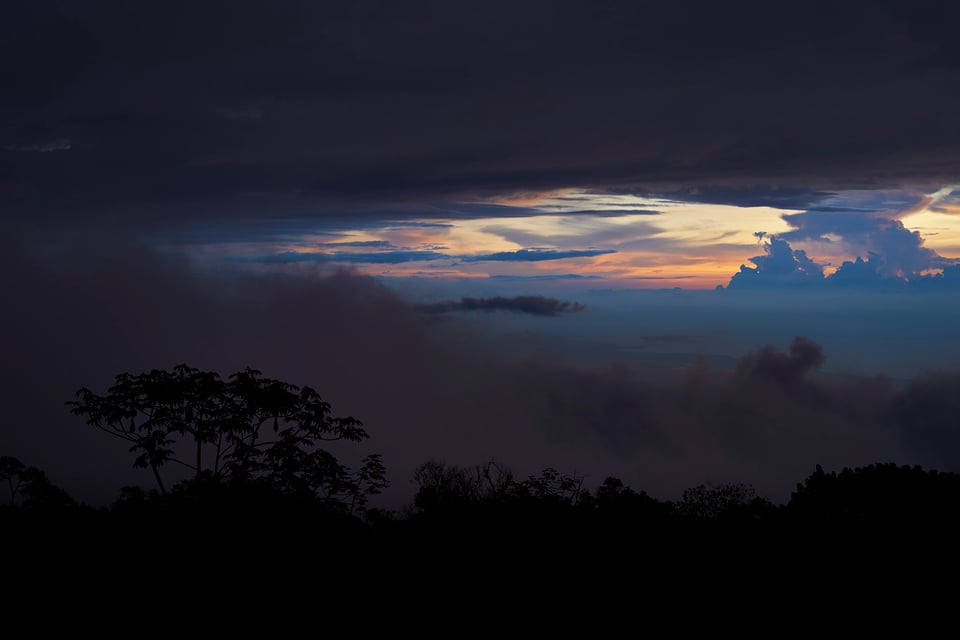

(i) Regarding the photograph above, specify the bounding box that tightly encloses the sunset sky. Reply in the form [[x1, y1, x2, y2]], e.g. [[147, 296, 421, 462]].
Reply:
[[4, 1, 960, 505], [171, 185, 960, 288]]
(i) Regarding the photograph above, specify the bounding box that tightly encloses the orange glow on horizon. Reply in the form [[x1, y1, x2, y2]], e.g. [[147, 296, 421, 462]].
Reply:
[[175, 185, 960, 289]]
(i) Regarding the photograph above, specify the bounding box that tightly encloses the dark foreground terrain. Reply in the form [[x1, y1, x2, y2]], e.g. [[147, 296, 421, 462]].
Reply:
[[4, 461, 959, 628]]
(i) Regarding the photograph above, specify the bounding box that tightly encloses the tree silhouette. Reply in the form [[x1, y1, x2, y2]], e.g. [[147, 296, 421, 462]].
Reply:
[[514, 467, 588, 505], [413, 460, 471, 511], [412, 459, 515, 511], [412, 459, 590, 515], [677, 482, 772, 520], [0, 456, 27, 506], [789, 462, 960, 523], [593, 476, 666, 513], [0, 456, 75, 511], [68, 364, 387, 512]]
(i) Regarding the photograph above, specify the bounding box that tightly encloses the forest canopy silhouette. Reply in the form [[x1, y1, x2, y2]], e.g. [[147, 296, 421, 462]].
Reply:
[[6, 357, 960, 615], [2, 357, 960, 532]]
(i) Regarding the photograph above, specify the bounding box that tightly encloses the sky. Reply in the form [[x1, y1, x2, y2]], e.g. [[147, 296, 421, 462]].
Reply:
[[3, 1, 960, 507]]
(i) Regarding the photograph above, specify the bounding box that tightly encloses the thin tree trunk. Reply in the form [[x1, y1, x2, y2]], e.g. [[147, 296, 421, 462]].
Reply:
[[151, 464, 167, 495]]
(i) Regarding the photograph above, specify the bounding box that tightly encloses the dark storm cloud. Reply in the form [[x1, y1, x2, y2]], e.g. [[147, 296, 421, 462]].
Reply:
[[415, 296, 586, 317], [3, 1, 960, 222]]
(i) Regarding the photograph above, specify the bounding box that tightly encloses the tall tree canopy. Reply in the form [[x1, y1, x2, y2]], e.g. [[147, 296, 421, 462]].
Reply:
[[68, 365, 387, 512]]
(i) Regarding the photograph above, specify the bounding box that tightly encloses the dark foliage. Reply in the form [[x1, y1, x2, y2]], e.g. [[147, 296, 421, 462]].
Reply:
[[67, 364, 387, 513], [0, 455, 75, 511], [5, 453, 960, 622], [5, 366, 960, 621], [790, 462, 960, 523]]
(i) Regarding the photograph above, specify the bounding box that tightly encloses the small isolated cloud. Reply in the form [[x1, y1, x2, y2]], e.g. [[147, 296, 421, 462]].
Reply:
[[415, 295, 586, 317], [4, 139, 72, 152], [462, 248, 615, 262], [736, 336, 826, 387]]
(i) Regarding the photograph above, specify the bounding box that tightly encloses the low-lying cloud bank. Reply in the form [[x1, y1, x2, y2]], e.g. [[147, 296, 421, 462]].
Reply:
[[2, 222, 958, 507]]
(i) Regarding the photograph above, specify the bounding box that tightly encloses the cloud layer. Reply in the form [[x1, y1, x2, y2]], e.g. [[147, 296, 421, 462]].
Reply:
[[3, 1, 960, 223], [4, 223, 959, 509], [245, 247, 616, 266]]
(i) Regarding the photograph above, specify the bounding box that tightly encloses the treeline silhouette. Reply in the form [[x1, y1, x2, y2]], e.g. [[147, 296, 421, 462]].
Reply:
[[5, 453, 959, 529], [1, 363, 948, 529], [5, 365, 960, 618], [5, 362, 960, 532]]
